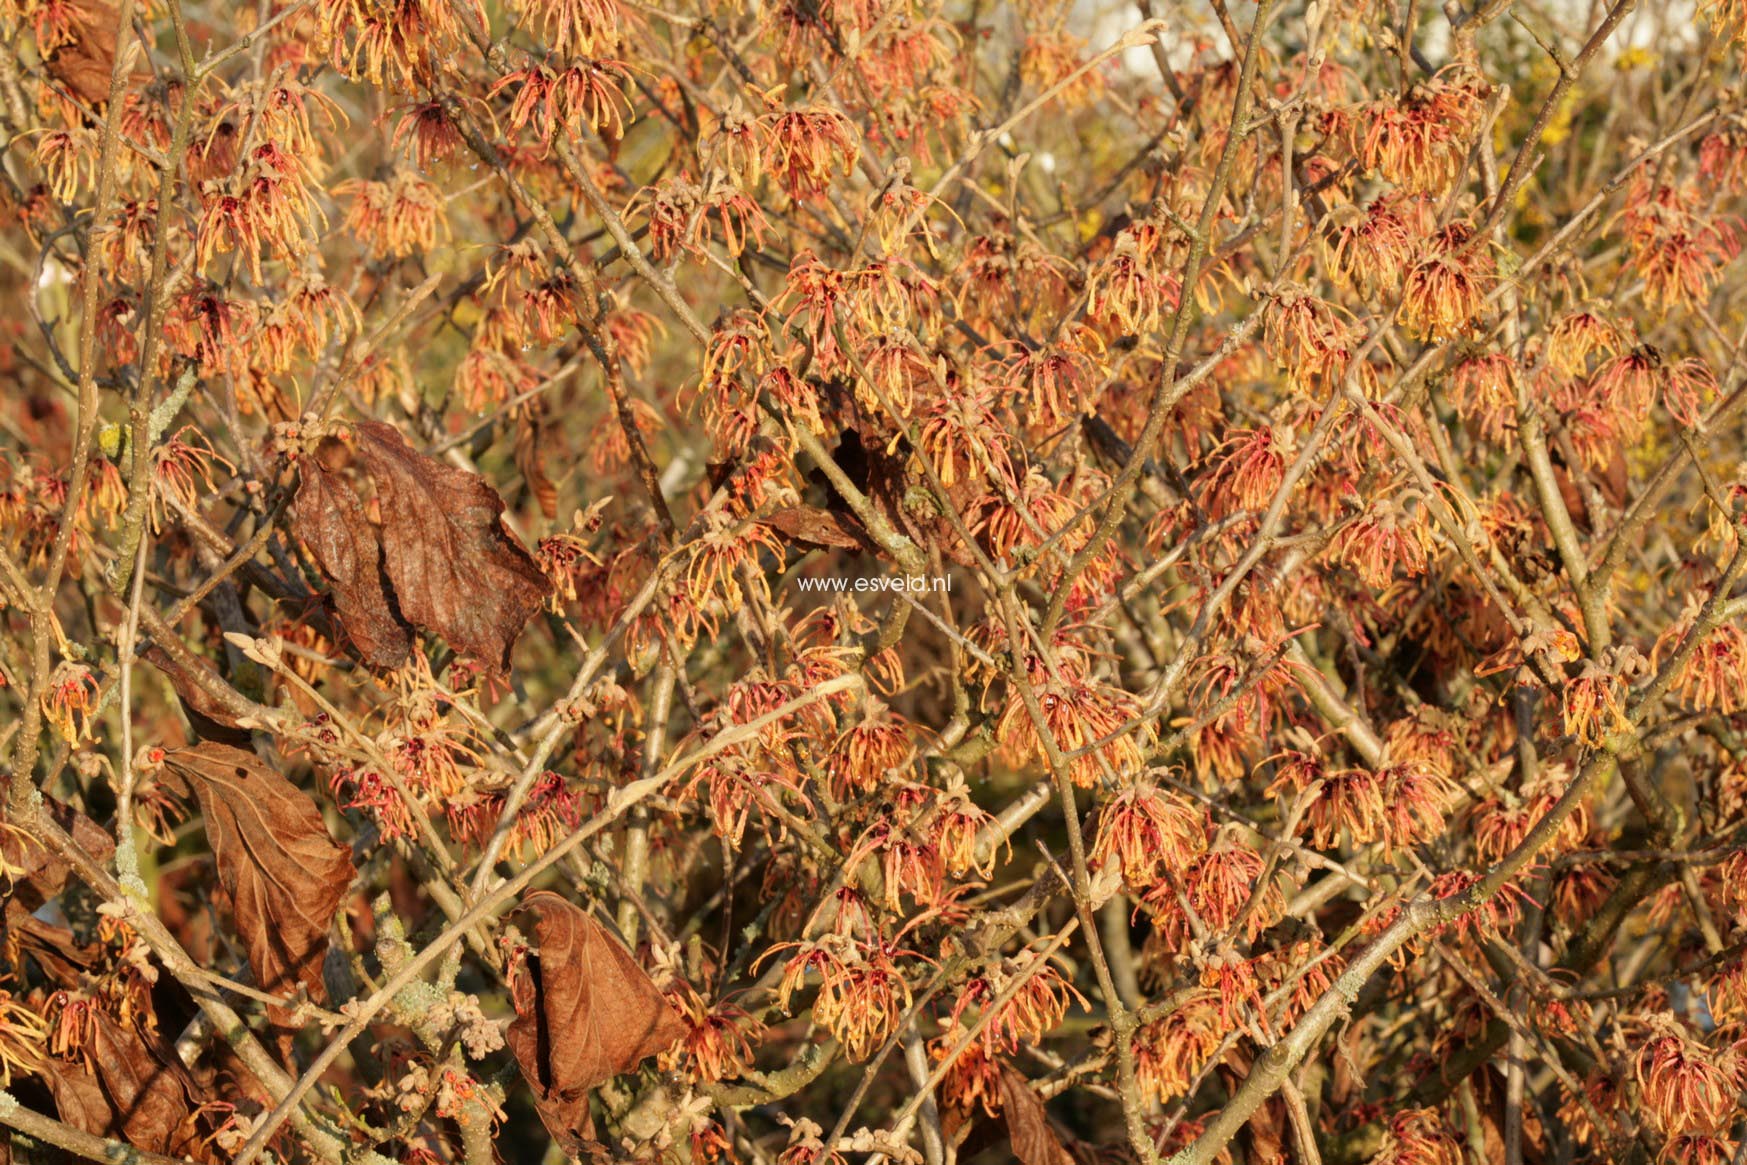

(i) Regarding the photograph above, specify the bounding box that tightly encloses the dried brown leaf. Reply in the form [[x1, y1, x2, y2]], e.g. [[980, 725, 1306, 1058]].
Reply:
[[143, 645, 253, 747], [761, 504, 875, 552], [292, 445, 414, 668], [44, 0, 125, 106], [161, 743, 353, 1015], [353, 421, 550, 672], [997, 1065, 1075, 1165], [506, 890, 686, 1155], [515, 405, 560, 521], [5, 914, 99, 987], [41, 1011, 214, 1162], [1, 793, 115, 917]]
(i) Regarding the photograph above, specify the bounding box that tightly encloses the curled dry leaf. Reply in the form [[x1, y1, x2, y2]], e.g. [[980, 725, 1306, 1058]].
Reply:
[[143, 644, 254, 747], [515, 403, 560, 521], [292, 443, 415, 669], [43, 0, 131, 107], [41, 1010, 215, 1162], [761, 504, 876, 552], [291, 422, 550, 672], [353, 421, 550, 672], [997, 1064, 1076, 1165], [161, 742, 353, 1020], [506, 890, 686, 1154], [0, 793, 115, 917]]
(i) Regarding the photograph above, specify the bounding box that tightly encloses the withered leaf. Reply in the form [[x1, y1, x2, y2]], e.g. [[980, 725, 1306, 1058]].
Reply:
[[997, 1065, 1075, 1165], [42, 1011, 214, 1162], [0, 793, 115, 917], [162, 742, 353, 1015], [292, 447, 414, 669], [353, 421, 550, 673], [506, 891, 686, 1155], [143, 644, 254, 747], [515, 404, 560, 521], [5, 914, 99, 987], [762, 504, 875, 552], [43, 0, 135, 108]]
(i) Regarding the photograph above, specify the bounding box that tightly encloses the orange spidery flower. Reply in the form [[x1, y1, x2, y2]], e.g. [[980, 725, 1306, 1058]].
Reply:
[[831, 943, 918, 1062], [337, 171, 448, 259], [1087, 234, 1178, 335], [766, 107, 857, 203], [952, 233, 1020, 322], [868, 820, 943, 912], [1664, 356, 1717, 427], [28, 0, 95, 52], [692, 743, 806, 848], [1701, 0, 1747, 45], [1700, 124, 1747, 191], [769, 933, 851, 1021], [663, 984, 764, 1084], [827, 706, 915, 799], [1330, 498, 1434, 588], [1264, 286, 1353, 386], [855, 329, 933, 417], [1325, 193, 1423, 294], [1633, 1015, 1737, 1135], [320, 0, 482, 86], [152, 426, 234, 533], [697, 184, 771, 258], [1425, 870, 1531, 946], [332, 765, 419, 840], [1469, 769, 1589, 865], [509, 0, 630, 56], [1133, 991, 1223, 1104], [1658, 1135, 1739, 1165], [0, 991, 47, 1086], [40, 660, 100, 742], [391, 99, 468, 168], [914, 375, 1013, 490], [42, 991, 100, 1064], [81, 455, 126, 528], [1545, 308, 1623, 377], [1376, 762, 1456, 854], [1623, 176, 1742, 315], [1019, 31, 1106, 109], [1197, 425, 1288, 517], [1563, 661, 1633, 747], [996, 671, 1149, 789], [1653, 599, 1747, 716], [494, 61, 635, 142], [971, 465, 1086, 565], [929, 780, 1000, 878], [1197, 950, 1267, 1028], [931, 1023, 1001, 1117], [1705, 954, 1747, 1023], [1001, 331, 1104, 432], [1398, 223, 1492, 340], [1268, 751, 1387, 849], [1370, 1108, 1463, 1165], [97, 198, 161, 284], [975, 951, 1089, 1055], [683, 510, 786, 614], [1590, 344, 1665, 427], [703, 98, 769, 190], [1353, 71, 1484, 194], [1446, 350, 1519, 442], [776, 250, 852, 372], [35, 127, 96, 203], [1090, 780, 1208, 886], [1186, 834, 1284, 939]]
